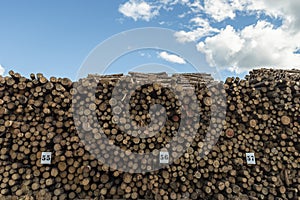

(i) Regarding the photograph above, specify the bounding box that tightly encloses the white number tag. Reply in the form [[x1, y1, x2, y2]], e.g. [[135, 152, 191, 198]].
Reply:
[[246, 153, 256, 164], [41, 152, 52, 164], [159, 151, 169, 164]]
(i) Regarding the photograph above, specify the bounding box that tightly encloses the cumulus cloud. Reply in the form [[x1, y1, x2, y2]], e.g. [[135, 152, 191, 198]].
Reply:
[[179, 0, 300, 73], [119, 0, 300, 73], [245, 0, 300, 32], [119, 0, 159, 21], [202, 0, 300, 31], [159, 51, 186, 64], [201, 0, 285, 22], [197, 21, 300, 73], [175, 17, 219, 43], [203, 0, 239, 22], [0, 65, 5, 76]]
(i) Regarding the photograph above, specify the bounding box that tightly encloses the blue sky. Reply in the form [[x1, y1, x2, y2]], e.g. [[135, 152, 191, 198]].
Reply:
[[1, 0, 299, 80]]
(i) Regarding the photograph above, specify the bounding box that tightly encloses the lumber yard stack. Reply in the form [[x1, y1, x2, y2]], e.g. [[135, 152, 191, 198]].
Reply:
[[0, 69, 299, 200]]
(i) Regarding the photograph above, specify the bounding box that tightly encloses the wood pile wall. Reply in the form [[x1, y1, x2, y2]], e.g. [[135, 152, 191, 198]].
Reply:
[[0, 69, 299, 200]]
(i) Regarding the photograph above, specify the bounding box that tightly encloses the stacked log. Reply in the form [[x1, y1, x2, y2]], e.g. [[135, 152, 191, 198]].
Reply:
[[223, 68, 300, 199], [0, 69, 299, 199]]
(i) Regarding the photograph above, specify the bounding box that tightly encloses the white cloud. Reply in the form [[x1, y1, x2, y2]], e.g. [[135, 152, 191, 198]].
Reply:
[[201, 0, 276, 22], [161, 0, 203, 13], [175, 28, 212, 43], [119, 0, 159, 21], [189, 0, 204, 12], [194, 0, 300, 73], [197, 25, 244, 67], [190, 17, 209, 27], [178, 13, 186, 18], [202, 0, 300, 28], [174, 18, 219, 42], [139, 51, 152, 58], [159, 51, 186, 64], [197, 21, 300, 73], [246, 0, 300, 32], [119, 0, 300, 73], [203, 0, 237, 22], [0, 65, 5, 76], [202, 0, 254, 22], [119, 0, 300, 26]]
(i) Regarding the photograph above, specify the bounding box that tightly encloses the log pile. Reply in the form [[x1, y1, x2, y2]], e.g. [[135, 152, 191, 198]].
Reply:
[[223, 68, 300, 200], [0, 69, 299, 199]]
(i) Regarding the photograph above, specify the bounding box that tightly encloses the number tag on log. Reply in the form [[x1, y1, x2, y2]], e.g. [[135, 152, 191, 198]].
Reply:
[[159, 151, 169, 164], [246, 153, 256, 164], [41, 152, 52, 164]]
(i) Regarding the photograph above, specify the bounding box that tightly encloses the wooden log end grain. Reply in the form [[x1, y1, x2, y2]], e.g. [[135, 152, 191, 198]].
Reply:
[[281, 115, 291, 125], [225, 128, 234, 138]]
